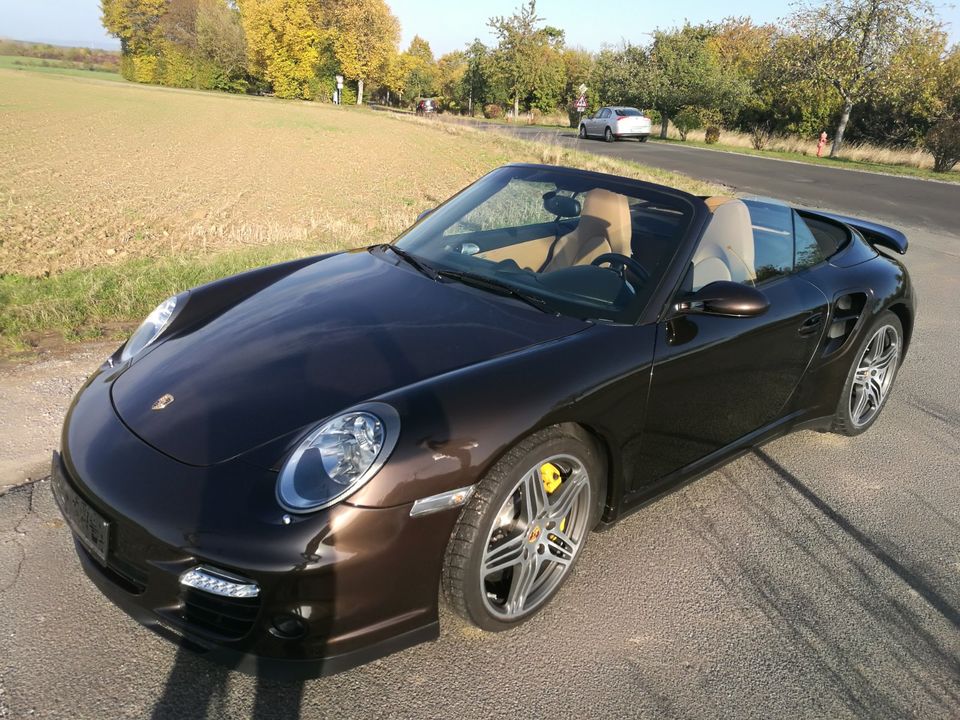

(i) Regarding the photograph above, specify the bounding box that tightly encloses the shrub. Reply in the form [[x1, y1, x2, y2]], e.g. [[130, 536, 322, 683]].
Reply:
[[483, 104, 503, 120], [673, 108, 702, 141], [924, 118, 960, 173], [130, 54, 160, 84], [705, 126, 721, 144], [750, 121, 773, 150]]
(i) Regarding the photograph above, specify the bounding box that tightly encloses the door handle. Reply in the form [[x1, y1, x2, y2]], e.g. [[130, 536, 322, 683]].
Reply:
[[798, 313, 823, 335]]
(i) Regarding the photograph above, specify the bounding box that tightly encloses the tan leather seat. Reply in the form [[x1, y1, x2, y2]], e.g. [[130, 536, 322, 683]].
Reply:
[[690, 198, 756, 290], [541, 189, 632, 272]]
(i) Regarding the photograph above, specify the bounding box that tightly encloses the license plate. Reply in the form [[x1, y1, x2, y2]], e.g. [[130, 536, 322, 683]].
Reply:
[[51, 454, 110, 565]]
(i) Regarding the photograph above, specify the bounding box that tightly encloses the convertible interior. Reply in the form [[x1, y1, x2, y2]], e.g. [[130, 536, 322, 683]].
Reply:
[[403, 174, 849, 323]]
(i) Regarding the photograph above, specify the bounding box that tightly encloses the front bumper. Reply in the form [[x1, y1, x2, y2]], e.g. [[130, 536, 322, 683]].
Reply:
[[54, 369, 459, 678]]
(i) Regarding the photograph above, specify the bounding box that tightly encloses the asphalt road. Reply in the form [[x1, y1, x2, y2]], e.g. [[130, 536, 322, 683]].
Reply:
[[1, 150, 959, 718], [495, 124, 960, 236]]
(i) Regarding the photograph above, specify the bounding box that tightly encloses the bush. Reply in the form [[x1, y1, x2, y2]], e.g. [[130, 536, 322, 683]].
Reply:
[[750, 121, 773, 150], [705, 126, 721, 144], [673, 108, 702, 142], [924, 118, 960, 173], [483, 104, 503, 120]]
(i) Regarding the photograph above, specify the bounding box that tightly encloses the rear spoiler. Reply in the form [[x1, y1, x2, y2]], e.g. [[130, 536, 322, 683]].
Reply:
[[808, 210, 908, 255]]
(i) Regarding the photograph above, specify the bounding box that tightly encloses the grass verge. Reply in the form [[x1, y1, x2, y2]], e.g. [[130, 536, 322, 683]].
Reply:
[[0, 55, 124, 82], [0, 243, 324, 351], [655, 136, 960, 184]]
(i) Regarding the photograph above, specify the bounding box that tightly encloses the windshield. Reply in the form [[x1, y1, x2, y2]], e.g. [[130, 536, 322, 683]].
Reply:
[[393, 166, 694, 323]]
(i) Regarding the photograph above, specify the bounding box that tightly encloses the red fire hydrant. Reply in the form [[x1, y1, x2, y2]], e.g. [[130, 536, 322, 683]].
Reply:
[[817, 131, 828, 158]]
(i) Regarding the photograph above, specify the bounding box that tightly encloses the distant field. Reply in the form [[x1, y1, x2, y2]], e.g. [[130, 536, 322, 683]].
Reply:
[[0, 68, 720, 353], [0, 55, 123, 81]]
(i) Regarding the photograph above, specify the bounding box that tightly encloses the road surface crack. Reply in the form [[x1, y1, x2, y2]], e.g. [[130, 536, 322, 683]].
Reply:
[[0, 481, 39, 597]]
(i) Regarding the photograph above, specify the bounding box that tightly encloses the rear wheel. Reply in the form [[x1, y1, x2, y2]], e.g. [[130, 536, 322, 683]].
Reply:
[[639, 135, 649, 143], [578, 124, 587, 139], [442, 426, 604, 631], [604, 127, 614, 143], [831, 310, 902, 436]]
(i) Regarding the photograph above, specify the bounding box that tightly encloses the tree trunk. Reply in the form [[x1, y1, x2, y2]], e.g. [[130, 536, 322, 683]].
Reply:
[[514, 93, 519, 121], [831, 99, 852, 157], [659, 113, 669, 139], [468, 91, 473, 116], [357, 79, 364, 105]]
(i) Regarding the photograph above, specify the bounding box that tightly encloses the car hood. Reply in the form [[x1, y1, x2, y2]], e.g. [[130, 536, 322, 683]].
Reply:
[[111, 250, 587, 467]]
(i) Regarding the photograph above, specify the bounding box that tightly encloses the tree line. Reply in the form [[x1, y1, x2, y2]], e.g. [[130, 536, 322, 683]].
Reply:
[[101, 0, 960, 167]]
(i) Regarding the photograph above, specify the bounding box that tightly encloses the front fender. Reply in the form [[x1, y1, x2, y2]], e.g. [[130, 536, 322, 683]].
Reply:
[[346, 323, 657, 513]]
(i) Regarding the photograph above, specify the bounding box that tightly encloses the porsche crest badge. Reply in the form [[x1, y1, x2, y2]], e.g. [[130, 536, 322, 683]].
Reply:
[[151, 393, 175, 411]]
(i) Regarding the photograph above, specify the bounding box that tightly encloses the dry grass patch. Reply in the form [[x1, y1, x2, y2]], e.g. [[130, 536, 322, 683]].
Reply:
[[654, 124, 954, 175]]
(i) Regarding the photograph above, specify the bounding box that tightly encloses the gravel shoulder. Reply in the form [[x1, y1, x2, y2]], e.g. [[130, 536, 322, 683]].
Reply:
[[0, 342, 115, 493]]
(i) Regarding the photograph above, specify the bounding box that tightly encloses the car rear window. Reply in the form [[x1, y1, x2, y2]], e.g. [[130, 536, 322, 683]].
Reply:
[[615, 108, 642, 117]]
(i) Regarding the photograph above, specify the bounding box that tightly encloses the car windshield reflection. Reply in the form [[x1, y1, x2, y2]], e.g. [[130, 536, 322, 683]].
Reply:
[[393, 166, 694, 324]]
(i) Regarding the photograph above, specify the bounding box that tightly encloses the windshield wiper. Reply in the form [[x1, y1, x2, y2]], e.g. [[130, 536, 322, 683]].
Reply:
[[437, 269, 554, 314], [374, 244, 439, 280]]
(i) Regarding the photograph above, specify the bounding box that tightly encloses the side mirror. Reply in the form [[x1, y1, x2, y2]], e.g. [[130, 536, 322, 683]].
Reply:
[[674, 281, 769, 318], [416, 208, 434, 223]]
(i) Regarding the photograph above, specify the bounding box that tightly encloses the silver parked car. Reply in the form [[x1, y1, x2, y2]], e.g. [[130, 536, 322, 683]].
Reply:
[[578, 107, 652, 142]]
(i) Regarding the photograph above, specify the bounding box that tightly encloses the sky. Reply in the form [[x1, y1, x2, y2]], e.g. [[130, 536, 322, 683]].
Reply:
[[0, 0, 957, 54]]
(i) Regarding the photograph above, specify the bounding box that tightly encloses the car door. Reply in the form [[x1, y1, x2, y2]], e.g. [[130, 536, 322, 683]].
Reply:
[[633, 198, 829, 489], [599, 108, 612, 134], [586, 108, 604, 135], [589, 109, 608, 136], [584, 109, 598, 135]]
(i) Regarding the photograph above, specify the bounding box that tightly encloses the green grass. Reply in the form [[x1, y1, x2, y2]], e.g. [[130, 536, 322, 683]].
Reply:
[[650, 136, 959, 184], [0, 244, 316, 349], [0, 55, 124, 82]]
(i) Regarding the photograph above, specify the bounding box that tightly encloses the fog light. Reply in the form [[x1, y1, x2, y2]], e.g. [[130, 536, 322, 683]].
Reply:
[[270, 614, 307, 640], [179, 566, 260, 598]]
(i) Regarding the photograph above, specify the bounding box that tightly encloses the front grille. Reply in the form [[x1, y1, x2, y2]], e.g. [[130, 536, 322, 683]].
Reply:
[[179, 587, 260, 640]]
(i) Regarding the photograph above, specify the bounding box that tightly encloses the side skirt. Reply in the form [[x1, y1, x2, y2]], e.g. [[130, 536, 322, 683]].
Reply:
[[598, 410, 831, 529]]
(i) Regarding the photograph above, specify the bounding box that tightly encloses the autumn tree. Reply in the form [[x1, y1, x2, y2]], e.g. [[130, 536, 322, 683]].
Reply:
[[238, 0, 327, 99], [437, 51, 467, 111], [101, 0, 167, 81], [402, 35, 439, 101], [330, 0, 399, 105], [196, 0, 248, 91], [788, 0, 941, 155]]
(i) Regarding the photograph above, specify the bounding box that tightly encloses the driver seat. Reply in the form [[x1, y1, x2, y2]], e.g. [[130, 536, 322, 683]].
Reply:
[[541, 189, 632, 272]]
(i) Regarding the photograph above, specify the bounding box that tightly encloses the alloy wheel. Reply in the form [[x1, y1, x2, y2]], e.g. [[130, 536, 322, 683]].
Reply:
[[479, 455, 591, 620], [850, 324, 899, 427]]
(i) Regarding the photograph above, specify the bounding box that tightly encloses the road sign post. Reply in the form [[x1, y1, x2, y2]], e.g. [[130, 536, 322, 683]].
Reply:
[[575, 93, 588, 131]]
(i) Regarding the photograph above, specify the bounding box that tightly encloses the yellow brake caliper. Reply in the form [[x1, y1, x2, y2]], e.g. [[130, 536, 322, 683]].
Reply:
[[539, 462, 567, 537]]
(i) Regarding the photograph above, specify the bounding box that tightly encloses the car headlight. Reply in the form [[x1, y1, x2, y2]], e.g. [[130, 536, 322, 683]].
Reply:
[[277, 403, 401, 512], [120, 294, 182, 362]]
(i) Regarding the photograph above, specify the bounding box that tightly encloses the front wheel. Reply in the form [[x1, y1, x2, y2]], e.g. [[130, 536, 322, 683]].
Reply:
[[442, 426, 604, 631], [604, 127, 614, 143], [831, 310, 903, 436], [578, 124, 587, 139]]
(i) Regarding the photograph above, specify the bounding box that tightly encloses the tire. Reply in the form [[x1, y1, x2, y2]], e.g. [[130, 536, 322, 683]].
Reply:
[[442, 425, 604, 632], [639, 135, 649, 143], [604, 127, 614, 143], [578, 124, 587, 139], [831, 310, 903, 436]]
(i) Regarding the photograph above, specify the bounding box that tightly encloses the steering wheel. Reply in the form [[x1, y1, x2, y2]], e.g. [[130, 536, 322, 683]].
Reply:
[[591, 253, 650, 283]]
